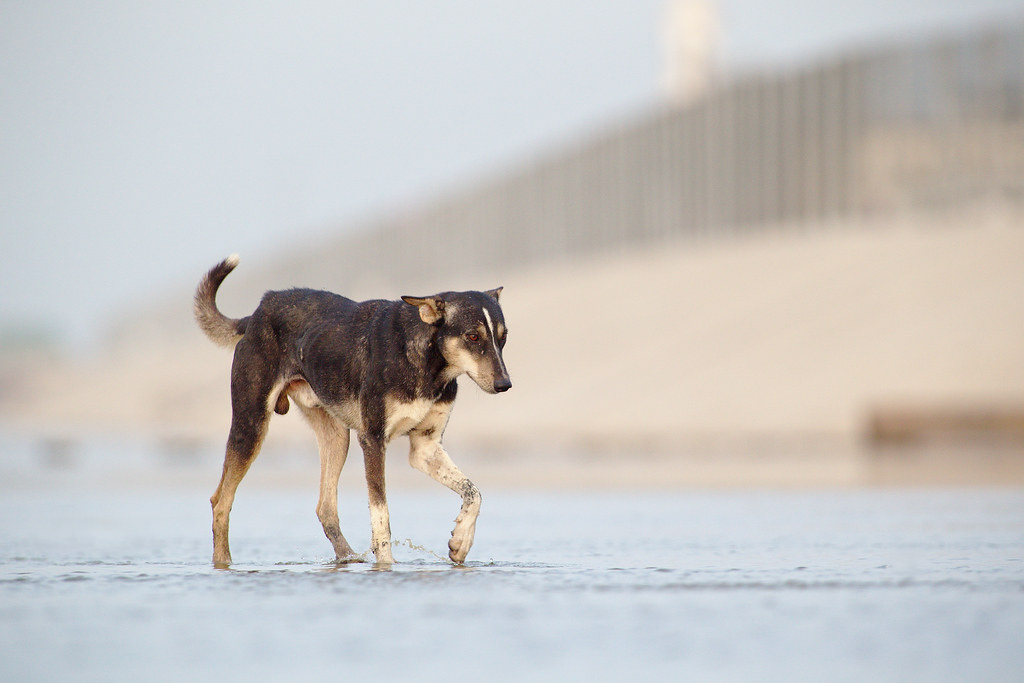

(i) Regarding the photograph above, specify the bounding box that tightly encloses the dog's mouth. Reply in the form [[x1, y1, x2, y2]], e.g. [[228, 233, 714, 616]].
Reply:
[[444, 343, 511, 394], [467, 371, 512, 394]]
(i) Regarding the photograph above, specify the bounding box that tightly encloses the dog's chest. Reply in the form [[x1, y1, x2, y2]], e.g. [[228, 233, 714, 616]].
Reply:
[[384, 397, 435, 441]]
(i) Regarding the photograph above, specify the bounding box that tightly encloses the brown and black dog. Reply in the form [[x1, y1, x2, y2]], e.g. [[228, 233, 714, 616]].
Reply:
[[194, 255, 510, 567]]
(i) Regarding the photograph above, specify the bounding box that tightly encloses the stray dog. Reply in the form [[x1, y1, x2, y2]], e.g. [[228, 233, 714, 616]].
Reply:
[[194, 255, 511, 566]]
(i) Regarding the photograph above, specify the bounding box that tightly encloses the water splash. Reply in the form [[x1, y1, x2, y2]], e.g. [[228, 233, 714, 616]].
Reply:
[[320, 540, 450, 566], [392, 538, 451, 564]]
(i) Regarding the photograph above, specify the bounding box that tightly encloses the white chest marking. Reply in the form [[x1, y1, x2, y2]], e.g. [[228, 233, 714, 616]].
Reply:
[[384, 397, 434, 441]]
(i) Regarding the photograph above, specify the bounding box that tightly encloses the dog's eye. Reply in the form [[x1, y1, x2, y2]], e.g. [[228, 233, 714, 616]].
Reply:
[[467, 333, 479, 342]]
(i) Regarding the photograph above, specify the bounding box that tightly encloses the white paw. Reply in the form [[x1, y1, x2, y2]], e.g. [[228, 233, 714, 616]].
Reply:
[[448, 513, 477, 564], [373, 541, 394, 565]]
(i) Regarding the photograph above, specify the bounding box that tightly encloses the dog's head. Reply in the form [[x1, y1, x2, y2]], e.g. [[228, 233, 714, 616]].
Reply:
[[402, 288, 511, 394]]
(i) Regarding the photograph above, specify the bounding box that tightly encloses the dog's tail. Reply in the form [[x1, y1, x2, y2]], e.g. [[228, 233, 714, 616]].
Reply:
[[194, 254, 248, 348]]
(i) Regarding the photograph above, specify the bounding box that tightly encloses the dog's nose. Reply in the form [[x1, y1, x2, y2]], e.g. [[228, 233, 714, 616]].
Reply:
[[493, 377, 512, 393]]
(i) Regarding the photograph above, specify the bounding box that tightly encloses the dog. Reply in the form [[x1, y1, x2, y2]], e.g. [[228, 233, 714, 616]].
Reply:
[[193, 254, 510, 567]]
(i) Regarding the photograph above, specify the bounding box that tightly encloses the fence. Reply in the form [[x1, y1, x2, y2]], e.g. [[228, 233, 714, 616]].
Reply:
[[281, 17, 1024, 293]]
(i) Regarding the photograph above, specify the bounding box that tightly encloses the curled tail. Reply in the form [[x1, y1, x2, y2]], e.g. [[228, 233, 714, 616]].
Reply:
[[194, 254, 248, 348]]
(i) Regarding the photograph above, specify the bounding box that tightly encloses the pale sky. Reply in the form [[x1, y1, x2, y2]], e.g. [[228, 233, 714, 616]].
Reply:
[[2, 0, 1022, 348]]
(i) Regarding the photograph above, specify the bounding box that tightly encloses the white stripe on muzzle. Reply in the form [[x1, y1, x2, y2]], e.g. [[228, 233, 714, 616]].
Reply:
[[482, 307, 504, 369]]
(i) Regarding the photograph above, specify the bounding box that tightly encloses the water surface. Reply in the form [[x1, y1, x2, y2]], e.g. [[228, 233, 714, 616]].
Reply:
[[2, 482, 1023, 681]]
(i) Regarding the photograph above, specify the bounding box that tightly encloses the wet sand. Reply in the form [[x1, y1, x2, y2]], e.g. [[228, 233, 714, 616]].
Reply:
[[2, 485, 1023, 681]]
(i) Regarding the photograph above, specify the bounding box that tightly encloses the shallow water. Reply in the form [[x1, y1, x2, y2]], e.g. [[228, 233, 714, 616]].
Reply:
[[2, 483, 1023, 681]]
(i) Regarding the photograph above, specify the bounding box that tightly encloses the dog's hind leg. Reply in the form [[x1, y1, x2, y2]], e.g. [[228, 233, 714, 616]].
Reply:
[[408, 427, 481, 564], [300, 405, 359, 562], [210, 409, 270, 567], [210, 331, 278, 568]]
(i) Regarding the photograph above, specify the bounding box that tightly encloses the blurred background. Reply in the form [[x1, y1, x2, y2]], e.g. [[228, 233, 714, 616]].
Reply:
[[2, 0, 1023, 489]]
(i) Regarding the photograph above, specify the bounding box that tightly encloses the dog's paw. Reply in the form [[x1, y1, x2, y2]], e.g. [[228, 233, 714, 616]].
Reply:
[[372, 540, 395, 565], [448, 514, 477, 564], [335, 551, 369, 564]]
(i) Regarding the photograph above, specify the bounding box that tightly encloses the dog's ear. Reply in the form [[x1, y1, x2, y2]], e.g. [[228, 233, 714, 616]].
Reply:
[[401, 295, 446, 325], [485, 286, 503, 301]]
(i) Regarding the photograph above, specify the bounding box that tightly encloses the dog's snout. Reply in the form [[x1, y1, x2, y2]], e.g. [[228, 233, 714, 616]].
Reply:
[[493, 377, 512, 393]]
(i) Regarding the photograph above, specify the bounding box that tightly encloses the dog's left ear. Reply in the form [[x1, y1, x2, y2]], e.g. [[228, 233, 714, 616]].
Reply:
[[485, 286, 503, 301], [401, 295, 446, 325]]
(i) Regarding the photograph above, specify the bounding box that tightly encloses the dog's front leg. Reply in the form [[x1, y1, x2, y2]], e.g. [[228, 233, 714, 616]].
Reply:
[[408, 430, 481, 564], [358, 432, 394, 564]]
